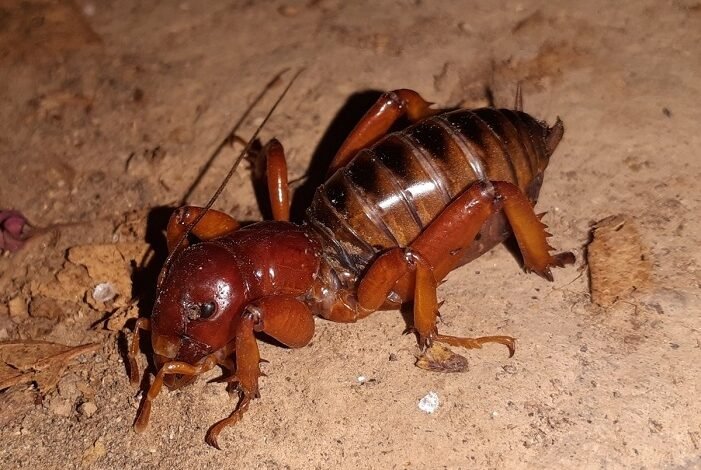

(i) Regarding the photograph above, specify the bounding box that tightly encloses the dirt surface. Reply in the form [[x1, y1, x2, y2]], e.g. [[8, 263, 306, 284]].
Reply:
[[1, 1, 700, 468]]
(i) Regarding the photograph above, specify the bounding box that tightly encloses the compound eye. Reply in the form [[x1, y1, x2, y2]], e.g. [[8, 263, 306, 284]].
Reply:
[[200, 301, 216, 319], [185, 301, 217, 321]]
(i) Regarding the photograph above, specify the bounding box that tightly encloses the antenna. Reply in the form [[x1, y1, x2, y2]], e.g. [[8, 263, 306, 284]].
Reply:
[[160, 68, 305, 283], [180, 69, 290, 204], [514, 82, 523, 111]]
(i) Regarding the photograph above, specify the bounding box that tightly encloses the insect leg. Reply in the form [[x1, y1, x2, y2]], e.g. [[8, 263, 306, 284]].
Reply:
[[205, 296, 314, 449], [410, 252, 516, 356], [317, 247, 412, 323], [133, 356, 217, 433], [321, 182, 497, 323], [127, 318, 151, 385], [165, 206, 240, 252], [261, 138, 290, 221], [333, 182, 514, 355], [398, 181, 514, 353], [492, 181, 575, 281], [327, 89, 437, 175]]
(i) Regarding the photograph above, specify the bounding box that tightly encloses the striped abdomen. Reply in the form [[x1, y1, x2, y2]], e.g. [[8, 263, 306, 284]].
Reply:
[[306, 107, 563, 278]]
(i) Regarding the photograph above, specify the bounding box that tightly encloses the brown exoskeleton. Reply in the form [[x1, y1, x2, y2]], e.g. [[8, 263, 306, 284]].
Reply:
[[128, 73, 574, 448]]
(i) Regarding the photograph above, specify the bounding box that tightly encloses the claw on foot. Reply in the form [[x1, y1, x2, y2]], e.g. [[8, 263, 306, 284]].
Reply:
[[435, 334, 516, 358], [530, 251, 576, 281], [205, 395, 252, 449]]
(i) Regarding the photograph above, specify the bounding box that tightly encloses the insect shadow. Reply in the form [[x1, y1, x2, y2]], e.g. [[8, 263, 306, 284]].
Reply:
[[120, 205, 173, 384]]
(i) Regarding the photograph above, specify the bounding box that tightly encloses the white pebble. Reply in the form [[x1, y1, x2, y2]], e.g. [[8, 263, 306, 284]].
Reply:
[[356, 375, 367, 383], [418, 391, 440, 414], [93, 283, 117, 302]]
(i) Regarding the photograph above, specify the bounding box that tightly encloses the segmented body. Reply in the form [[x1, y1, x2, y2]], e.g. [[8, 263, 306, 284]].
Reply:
[[306, 107, 556, 284]]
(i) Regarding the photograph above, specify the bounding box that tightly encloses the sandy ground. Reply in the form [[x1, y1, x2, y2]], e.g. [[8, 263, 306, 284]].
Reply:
[[1, 0, 700, 468]]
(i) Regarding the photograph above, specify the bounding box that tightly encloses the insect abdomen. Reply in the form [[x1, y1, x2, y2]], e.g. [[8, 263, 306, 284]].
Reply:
[[306, 107, 560, 276]]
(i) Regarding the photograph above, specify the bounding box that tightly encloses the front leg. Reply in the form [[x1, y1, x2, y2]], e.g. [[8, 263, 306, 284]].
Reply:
[[128, 318, 151, 385], [133, 355, 217, 433], [205, 296, 315, 449]]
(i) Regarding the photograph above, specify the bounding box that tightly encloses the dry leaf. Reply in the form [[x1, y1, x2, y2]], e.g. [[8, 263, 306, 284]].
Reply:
[[0, 340, 99, 392], [415, 343, 469, 373], [587, 215, 652, 307]]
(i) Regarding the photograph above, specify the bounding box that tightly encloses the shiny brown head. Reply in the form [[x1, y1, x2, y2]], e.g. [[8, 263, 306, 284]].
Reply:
[[151, 242, 249, 388]]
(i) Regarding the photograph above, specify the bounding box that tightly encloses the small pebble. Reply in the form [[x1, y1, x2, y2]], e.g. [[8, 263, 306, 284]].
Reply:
[[93, 283, 117, 303], [48, 397, 72, 417], [418, 391, 440, 414], [8, 296, 28, 320], [79, 401, 98, 418]]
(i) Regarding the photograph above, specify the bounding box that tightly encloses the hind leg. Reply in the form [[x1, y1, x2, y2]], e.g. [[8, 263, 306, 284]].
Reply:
[[321, 180, 572, 358], [321, 182, 513, 354], [411, 181, 572, 351], [327, 89, 437, 175], [492, 181, 575, 281]]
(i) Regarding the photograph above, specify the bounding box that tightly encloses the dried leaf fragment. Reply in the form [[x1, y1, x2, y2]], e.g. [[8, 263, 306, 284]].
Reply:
[[415, 343, 468, 373], [0, 340, 99, 392]]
